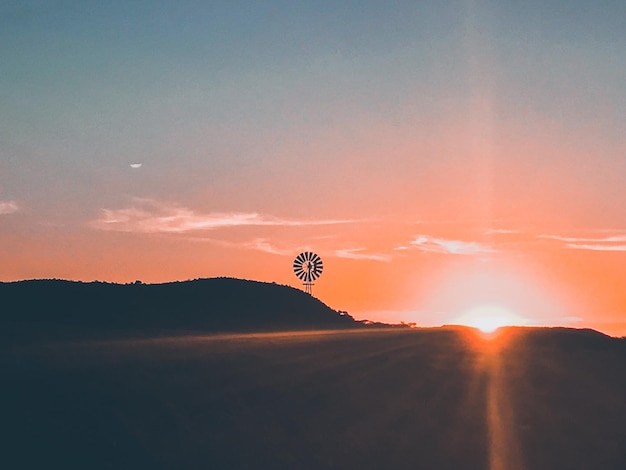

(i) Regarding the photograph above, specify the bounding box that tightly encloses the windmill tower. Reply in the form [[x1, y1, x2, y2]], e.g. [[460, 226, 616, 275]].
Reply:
[[293, 252, 323, 295]]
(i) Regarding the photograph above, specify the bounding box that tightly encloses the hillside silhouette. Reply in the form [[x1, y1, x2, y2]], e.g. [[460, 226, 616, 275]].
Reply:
[[0, 277, 360, 333]]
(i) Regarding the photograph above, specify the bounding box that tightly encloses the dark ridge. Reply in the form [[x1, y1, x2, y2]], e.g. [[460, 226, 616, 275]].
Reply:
[[0, 277, 361, 335], [500, 325, 625, 352]]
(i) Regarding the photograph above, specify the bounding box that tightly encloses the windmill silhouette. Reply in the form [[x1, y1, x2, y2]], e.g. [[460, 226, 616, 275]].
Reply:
[[293, 252, 323, 295]]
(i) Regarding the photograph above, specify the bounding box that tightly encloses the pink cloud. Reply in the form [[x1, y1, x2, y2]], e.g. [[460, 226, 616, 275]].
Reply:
[[91, 199, 358, 233], [538, 233, 626, 251], [333, 248, 392, 262], [404, 235, 496, 255], [0, 200, 19, 215]]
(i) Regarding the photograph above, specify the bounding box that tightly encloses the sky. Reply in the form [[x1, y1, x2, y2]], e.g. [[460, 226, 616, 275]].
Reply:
[[2, 1, 626, 335]]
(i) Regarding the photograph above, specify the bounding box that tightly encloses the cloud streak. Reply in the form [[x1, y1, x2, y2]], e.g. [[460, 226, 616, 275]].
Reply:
[[91, 199, 358, 233], [333, 248, 392, 262], [0, 201, 19, 215], [538, 233, 626, 252], [243, 238, 294, 256], [402, 235, 496, 255], [538, 234, 626, 243], [562, 243, 626, 252], [190, 236, 392, 261], [484, 228, 520, 235]]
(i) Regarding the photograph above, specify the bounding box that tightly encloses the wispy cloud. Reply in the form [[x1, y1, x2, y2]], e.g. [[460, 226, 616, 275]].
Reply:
[[538, 233, 626, 251], [0, 200, 19, 215], [333, 248, 392, 262], [403, 235, 496, 255], [243, 238, 294, 256], [538, 234, 626, 243], [91, 199, 358, 233], [563, 243, 626, 252], [484, 228, 520, 235], [185, 236, 298, 255], [189, 237, 393, 261]]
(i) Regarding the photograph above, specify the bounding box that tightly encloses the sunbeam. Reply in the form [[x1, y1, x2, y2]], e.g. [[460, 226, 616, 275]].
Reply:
[[467, 329, 526, 470]]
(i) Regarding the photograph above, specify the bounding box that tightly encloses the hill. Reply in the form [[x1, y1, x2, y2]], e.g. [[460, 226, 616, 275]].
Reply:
[[0, 277, 359, 334]]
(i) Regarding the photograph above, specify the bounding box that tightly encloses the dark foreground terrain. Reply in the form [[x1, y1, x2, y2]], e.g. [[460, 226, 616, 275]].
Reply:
[[3, 327, 626, 469]]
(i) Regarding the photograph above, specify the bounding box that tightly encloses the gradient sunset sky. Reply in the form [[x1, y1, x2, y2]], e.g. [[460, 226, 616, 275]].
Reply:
[[2, 1, 626, 335]]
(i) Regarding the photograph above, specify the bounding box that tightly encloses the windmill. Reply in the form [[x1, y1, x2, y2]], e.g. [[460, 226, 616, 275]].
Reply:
[[293, 252, 323, 295]]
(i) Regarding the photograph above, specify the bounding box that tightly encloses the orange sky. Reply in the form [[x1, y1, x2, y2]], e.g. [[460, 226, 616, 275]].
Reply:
[[2, 2, 626, 336]]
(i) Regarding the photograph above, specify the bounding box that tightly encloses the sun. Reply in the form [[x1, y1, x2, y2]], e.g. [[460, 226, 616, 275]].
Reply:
[[453, 305, 528, 333]]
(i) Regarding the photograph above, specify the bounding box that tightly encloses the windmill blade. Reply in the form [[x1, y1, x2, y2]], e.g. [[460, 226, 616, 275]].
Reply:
[[293, 251, 323, 293], [312, 263, 323, 277]]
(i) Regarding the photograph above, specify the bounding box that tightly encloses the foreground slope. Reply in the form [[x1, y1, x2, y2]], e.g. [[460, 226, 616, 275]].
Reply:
[[3, 327, 626, 470], [0, 277, 357, 333]]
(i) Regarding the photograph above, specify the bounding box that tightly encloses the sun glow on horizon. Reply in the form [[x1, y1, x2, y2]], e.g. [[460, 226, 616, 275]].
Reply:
[[453, 306, 528, 333]]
